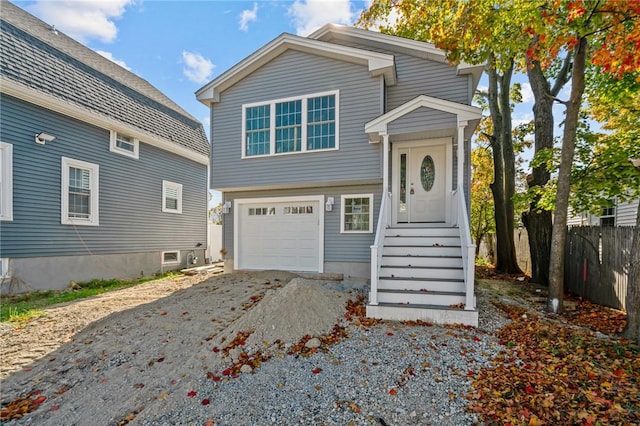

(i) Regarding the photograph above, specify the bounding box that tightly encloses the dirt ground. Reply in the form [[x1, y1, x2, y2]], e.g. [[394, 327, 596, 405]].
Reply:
[[0, 270, 303, 424]]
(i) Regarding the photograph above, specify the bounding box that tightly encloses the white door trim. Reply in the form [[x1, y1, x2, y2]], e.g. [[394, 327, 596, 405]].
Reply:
[[391, 138, 453, 226], [233, 195, 325, 272]]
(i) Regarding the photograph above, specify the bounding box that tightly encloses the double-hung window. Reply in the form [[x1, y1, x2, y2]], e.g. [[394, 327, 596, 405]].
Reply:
[[162, 180, 182, 214], [110, 131, 139, 159], [61, 157, 99, 226], [0, 142, 13, 221], [341, 194, 373, 233], [242, 90, 338, 158]]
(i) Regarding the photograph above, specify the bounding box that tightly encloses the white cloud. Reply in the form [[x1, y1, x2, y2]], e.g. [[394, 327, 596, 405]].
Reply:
[[27, 0, 133, 44], [181, 51, 215, 84], [288, 0, 355, 36], [95, 50, 130, 70], [520, 82, 534, 104], [512, 112, 534, 129], [238, 3, 258, 32]]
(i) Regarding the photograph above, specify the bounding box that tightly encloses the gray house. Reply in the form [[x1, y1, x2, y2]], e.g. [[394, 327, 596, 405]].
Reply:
[[0, 1, 210, 293], [197, 24, 482, 325]]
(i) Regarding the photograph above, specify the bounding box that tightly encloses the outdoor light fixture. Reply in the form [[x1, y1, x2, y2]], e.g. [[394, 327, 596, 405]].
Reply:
[[325, 197, 334, 212], [222, 201, 231, 214], [35, 132, 56, 145]]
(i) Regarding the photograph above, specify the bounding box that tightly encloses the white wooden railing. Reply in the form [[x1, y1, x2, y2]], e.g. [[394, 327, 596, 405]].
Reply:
[[369, 191, 390, 305], [454, 189, 476, 310]]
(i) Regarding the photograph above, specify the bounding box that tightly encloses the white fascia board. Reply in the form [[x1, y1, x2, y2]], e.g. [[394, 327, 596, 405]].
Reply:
[[309, 24, 447, 62], [2, 78, 209, 166], [196, 33, 395, 105], [365, 95, 483, 142]]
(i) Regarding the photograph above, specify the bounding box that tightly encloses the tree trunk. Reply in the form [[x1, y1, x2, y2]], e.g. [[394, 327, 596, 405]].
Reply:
[[548, 37, 587, 314], [487, 58, 522, 274], [622, 200, 640, 342], [522, 61, 555, 285]]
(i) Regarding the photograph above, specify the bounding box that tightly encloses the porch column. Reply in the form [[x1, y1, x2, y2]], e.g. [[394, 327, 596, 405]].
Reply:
[[382, 132, 390, 227], [457, 120, 467, 191], [382, 132, 389, 193]]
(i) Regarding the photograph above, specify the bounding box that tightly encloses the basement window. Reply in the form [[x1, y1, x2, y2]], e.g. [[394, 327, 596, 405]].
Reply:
[[162, 251, 180, 265]]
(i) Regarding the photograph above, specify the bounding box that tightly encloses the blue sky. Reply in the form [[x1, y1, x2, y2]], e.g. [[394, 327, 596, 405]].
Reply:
[[13, 0, 541, 133], [13, 0, 555, 205]]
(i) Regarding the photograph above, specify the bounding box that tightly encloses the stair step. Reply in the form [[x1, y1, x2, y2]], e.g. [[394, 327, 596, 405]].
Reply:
[[384, 236, 461, 246], [383, 245, 462, 257], [378, 277, 465, 293], [379, 265, 463, 280], [381, 255, 462, 268], [386, 227, 459, 237], [366, 303, 478, 326], [377, 289, 467, 306]]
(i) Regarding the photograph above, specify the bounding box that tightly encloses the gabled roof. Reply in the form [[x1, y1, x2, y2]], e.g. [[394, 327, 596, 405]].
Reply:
[[365, 95, 483, 142], [309, 24, 484, 92], [196, 33, 396, 105], [0, 0, 209, 162]]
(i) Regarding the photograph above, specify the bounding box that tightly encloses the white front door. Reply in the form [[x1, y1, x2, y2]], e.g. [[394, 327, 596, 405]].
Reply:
[[395, 142, 449, 223]]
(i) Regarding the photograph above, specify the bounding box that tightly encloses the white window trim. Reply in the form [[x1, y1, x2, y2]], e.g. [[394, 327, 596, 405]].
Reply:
[[161, 250, 181, 265], [162, 180, 183, 214], [340, 193, 374, 234], [0, 258, 9, 279], [241, 90, 340, 159], [0, 142, 13, 221], [61, 157, 99, 226], [109, 131, 139, 159]]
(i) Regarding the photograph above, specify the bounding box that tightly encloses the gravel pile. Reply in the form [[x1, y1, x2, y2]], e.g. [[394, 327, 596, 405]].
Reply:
[[137, 293, 509, 426]]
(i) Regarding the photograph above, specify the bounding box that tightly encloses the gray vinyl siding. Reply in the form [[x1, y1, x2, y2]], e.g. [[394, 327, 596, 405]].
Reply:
[[616, 199, 638, 226], [324, 40, 470, 108], [211, 50, 382, 190], [388, 107, 457, 135], [221, 184, 382, 263], [0, 94, 207, 258]]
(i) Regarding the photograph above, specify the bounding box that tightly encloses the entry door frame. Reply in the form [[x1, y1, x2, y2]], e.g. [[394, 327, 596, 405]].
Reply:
[[233, 195, 325, 272], [391, 138, 453, 226]]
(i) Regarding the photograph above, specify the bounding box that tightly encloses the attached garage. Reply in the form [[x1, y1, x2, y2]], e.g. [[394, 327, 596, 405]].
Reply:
[[234, 196, 324, 272]]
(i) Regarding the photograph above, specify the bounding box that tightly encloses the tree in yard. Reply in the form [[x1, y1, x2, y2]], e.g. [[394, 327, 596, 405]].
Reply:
[[358, 0, 527, 274], [208, 202, 223, 225], [527, 0, 640, 313], [470, 139, 495, 259]]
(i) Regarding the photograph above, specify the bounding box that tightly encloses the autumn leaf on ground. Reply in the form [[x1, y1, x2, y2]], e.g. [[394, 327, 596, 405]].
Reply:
[[187, 391, 197, 397], [312, 367, 322, 374], [201, 399, 210, 405]]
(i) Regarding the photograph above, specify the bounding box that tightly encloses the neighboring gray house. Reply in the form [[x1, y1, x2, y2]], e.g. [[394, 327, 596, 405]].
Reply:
[[567, 199, 639, 227], [0, 1, 210, 293], [197, 24, 482, 325]]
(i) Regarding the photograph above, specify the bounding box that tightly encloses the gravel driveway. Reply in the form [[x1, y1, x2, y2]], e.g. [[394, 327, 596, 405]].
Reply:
[[1, 271, 510, 425]]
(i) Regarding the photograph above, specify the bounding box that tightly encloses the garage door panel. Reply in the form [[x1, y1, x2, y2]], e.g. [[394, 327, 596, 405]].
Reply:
[[238, 200, 320, 271]]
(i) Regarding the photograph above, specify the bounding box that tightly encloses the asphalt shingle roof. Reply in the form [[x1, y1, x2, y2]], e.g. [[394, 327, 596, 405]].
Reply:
[[0, 0, 209, 157]]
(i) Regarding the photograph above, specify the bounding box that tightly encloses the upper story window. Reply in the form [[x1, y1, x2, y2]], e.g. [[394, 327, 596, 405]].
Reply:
[[61, 157, 99, 226], [600, 203, 616, 227], [242, 90, 339, 158], [110, 131, 139, 159], [162, 180, 183, 214], [0, 142, 13, 221]]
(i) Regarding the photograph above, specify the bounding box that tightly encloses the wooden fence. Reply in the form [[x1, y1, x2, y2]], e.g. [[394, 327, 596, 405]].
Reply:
[[564, 226, 634, 311]]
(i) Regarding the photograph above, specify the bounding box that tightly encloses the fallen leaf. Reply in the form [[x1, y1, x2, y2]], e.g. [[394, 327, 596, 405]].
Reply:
[[389, 389, 397, 395], [187, 391, 197, 397], [312, 367, 322, 375], [201, 398, 210, 405]]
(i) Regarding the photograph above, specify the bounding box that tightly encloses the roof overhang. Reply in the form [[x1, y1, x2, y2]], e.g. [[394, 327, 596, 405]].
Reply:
[[2, 78, 209, 166], [196, 32, 396, 105], [365, 94, 483, 142], [310, 24, 485, 92]]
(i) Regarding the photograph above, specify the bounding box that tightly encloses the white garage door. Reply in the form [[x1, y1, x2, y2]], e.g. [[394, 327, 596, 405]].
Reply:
[[238, 199, 320, 271]]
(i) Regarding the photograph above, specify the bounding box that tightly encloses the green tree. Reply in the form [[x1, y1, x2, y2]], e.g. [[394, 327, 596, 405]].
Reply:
[[471, 137, 495, 259]]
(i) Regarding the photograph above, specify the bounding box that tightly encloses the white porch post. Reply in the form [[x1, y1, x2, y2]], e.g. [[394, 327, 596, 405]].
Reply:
[[382, 132, 390, 226], [457, 120, 467, 192]]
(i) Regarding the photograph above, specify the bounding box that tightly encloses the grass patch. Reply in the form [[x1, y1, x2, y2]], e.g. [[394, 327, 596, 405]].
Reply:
[[0, 272, 182, 323]]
